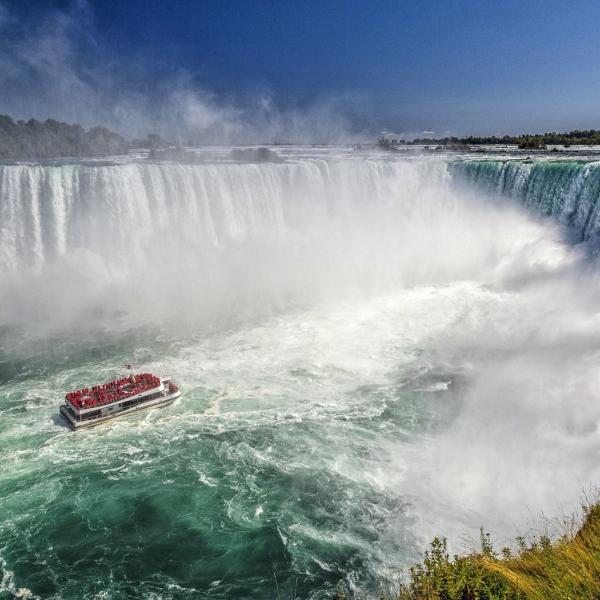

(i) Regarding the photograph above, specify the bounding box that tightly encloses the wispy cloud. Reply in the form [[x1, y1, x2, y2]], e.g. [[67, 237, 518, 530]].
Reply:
[[0, 1, 367, 143]]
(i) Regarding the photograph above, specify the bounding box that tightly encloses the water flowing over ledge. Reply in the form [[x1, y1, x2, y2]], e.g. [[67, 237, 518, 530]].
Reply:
[[451, 159, 600, 241], [3, 155, 600, 276], [3, 154, 598, 331], [1, 155, 507, 330], [0, 158, 443, 269]]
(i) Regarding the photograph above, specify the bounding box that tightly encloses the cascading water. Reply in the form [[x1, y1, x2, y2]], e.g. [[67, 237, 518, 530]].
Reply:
[[1, 149, 600, 599], [451, 158, 600, 240], [0, 157, 538, 330]]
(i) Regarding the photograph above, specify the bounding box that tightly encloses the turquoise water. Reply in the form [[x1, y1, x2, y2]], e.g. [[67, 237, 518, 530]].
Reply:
[[2, 151, 600, 598], [450, 158, 600, 240], [0, 289, 475, 599]]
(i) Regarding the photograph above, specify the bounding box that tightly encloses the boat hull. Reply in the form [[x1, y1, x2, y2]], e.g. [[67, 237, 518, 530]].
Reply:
[[60, 390, 181, 430]]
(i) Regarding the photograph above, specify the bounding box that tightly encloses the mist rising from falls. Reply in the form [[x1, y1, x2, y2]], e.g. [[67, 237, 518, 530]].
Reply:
[[0, 157, 571, 331]]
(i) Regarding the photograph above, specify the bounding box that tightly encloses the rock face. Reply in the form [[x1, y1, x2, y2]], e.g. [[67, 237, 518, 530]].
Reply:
[[148, 146, 200, 162], [147, 146, 283, 164], [229, 147, 282, 162], [0, 115, 129, 159]]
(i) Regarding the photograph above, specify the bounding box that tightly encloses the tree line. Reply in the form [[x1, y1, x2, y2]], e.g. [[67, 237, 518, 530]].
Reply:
[[381, 129, 600, 149], [0, 115, 129, 159], [3, 113, 600, 158]]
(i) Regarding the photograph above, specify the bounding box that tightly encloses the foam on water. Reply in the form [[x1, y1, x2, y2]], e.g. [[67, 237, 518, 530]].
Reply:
[[1, 149, 600, 597]]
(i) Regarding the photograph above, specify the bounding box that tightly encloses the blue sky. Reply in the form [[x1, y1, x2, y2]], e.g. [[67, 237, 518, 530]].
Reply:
[[1, 0, 600, 141]]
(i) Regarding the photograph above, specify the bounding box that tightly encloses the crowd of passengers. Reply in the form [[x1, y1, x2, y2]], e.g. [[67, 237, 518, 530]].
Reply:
[[65, 373, 161, 409]]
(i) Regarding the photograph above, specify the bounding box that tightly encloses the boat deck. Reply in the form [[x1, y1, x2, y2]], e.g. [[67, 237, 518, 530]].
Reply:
[[60, 374, 181, 430]]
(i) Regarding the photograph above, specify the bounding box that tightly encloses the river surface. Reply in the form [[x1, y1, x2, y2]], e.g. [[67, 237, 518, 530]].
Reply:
[[2, 147, 600, 598]]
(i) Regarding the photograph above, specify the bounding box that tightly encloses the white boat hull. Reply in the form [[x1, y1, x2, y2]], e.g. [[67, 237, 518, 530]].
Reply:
[[60, 390, 181, 430]]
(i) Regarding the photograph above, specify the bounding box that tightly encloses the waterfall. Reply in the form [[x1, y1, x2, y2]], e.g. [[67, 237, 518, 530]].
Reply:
[[451, 159, 600, 240], [0, 156, 581, 329], [0, 159, 436, 272]]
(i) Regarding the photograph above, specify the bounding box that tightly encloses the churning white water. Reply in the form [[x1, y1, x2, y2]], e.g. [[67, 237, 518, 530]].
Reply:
[[1, 148, 600, 597]]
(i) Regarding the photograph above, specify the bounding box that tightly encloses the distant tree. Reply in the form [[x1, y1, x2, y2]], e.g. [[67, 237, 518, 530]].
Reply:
[[0, 114, 129, 159], [402, 127, 600, 147]]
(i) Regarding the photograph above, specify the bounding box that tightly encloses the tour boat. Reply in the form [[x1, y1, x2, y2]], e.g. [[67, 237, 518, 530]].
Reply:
[[60, 373, 181, 430]]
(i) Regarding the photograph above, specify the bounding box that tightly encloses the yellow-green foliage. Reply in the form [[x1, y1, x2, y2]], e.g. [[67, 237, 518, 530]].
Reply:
[[397, 503, 600, 600]]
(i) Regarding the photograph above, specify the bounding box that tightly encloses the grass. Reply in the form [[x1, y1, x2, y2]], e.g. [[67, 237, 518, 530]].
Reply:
[[392, 501, 600, 600], [334, 500, 600, 599]]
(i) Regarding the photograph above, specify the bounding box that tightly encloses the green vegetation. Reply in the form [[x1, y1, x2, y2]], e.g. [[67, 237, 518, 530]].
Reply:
[[0, 115, 128, 159], [394, 501, 600, 600], [332, 501, 600, 600], [380, 130, 600, 149]]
